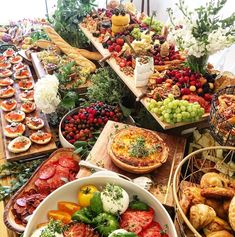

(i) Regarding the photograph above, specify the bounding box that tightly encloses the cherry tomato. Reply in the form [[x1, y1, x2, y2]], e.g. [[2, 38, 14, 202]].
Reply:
[[48, 210, 71, 224], [77, 185, 98, 207], [58, 201, 81, 215], [116, 38, 124, 46]]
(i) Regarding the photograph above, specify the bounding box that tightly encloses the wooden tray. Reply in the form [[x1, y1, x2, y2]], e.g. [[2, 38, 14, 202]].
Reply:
[[77, 121, 187, 207], [31, 52, 91, 93], [0, 64, 57, 161]]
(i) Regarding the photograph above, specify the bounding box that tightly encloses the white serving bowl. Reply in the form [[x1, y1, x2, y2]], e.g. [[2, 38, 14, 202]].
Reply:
[[23, 176, 177, 237], [59, 107, 78, 148]]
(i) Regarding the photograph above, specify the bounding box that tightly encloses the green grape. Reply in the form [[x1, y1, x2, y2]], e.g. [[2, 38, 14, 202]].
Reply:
[[160, 116, 164, 121], [164, 113, 170, 119], [175, 108, 181, 113], [191, 111, 196, 117], [168, 94, 174, 100], [180, 106, 186, 111]]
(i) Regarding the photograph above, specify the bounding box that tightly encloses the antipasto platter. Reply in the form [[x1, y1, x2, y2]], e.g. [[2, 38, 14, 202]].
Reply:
[[77, 120, 187, 207], [0, 48, 57, 160]]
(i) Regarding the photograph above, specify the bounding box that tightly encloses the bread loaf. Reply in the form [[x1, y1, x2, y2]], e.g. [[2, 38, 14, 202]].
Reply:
[[44, 26, 96, 72]]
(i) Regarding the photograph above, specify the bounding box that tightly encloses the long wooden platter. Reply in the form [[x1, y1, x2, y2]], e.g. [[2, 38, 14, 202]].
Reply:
[[79, 25, 209, 130], [77, 120, 187, 207], [0, 63, 57, 161], [31, 52, 91, 92]]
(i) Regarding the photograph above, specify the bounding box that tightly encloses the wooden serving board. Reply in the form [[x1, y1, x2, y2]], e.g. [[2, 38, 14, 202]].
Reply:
[[0, 64, 57, 161], [79, 25, 209, 130], [31, 52, 91, 93], [77, 120, 187, 207]]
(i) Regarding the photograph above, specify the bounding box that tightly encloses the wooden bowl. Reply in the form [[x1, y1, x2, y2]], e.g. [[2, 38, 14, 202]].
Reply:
[[108, 127, 169, 174], [3, 148, 80, 233]]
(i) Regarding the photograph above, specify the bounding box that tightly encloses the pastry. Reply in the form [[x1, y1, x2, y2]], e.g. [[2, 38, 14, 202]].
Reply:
[[18, 80, 34, 90], [0, 55, 6, 62], [10, 55, 22, 64], [26, 117, 44, 130], [19, 90, 34, 101], [0, 69, 13, 77], [3, 48, 15, 57], [0, 77, 14, 87], [203, 217, 232, 236], [30, 130, 52, 144], [20, 101, 36, 113], [205, 199, 227, 220], [5, 110, 25, 123], [0, 86, 15, 98], [189, 204, 216, 230], [206, 230, 234, 237], [180, 186, 205, 215], [4, 122, 25, 138], [108, 127, 169, 173], [0, 60, 11, 69], [13, 63, 27, 71], [0, 99, 17, 111], [200, 172, 229, 188], [8, 136, 31, 153], [14, 68, 30, 79], [201, 187, 234, 199], [224, 199, 232, 213], [228, 196, 235, 231]]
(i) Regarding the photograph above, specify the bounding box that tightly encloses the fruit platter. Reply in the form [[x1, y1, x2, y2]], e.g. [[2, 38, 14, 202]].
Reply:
[[0, 47, 56, 160], [23, 176, 177, 237]]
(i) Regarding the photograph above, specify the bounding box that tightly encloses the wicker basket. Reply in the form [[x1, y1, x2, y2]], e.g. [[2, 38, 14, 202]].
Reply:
[[209, 86, 235, 146], [173, 146, 235, 237]]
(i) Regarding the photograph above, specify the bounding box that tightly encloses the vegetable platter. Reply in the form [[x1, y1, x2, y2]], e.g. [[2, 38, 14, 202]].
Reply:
[[4, 148, 80, 233], [77, 120, 187, 207], [0, 48, 56, 160], [79, 23, 212, 130], [23, 176, 177, 237]]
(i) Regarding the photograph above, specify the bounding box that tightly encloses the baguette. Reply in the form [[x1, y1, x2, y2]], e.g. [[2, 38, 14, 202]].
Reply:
[[44, 26, 96, 72]]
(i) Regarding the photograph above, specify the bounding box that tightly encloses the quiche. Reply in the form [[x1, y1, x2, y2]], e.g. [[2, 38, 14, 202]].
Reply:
[[108, 127, 169, 174]]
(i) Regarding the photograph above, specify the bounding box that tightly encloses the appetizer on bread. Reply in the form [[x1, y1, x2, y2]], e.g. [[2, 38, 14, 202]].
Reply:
[[30, 130, 52, 144], [0, 99, 17, 111], [5, 110, 25, 123], [8, 136, 31, 153], [4, 122, 25, 138], [26, 117, 44, 130]]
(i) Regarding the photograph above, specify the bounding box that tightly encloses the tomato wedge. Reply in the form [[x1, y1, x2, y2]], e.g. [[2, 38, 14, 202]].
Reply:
[[48, 210, 71, 224], [58, 201, 80, 215], [139, 221, 168, 237], [39, 164, 56, 180], [64, 223, 99, 237], [120, 208, 154, 234]]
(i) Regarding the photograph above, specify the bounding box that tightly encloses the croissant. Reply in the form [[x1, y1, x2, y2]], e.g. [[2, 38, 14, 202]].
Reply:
[[200, 172, 229, 188], [206, 230, 234, 237], [229, 196, 235, 231], [203, 217, 232, 236], [189, 204, 216, 230], [201, 187, 234, 199], [205, 199, 227, 220]]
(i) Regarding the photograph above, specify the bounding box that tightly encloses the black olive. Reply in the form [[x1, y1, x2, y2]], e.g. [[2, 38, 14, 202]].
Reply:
[[120, 10, 126, 16]]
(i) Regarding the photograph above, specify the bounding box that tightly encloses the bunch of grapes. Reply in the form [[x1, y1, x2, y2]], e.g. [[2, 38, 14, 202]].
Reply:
[[147, 94, 205, 124]]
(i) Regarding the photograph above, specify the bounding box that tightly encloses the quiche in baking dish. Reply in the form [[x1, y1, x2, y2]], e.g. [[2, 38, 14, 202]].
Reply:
[[108, 127, 169, 174]]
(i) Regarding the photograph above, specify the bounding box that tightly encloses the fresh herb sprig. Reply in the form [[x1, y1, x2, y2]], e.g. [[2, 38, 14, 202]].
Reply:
[[40, 219, 65, 237], [0, 159, 43, 201]]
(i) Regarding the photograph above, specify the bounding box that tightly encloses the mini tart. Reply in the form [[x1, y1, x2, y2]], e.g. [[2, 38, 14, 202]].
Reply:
[[8, 136, 31, 153], [0, 86, 15, 98], [26, 117, 44, 130], [4, 122, 25, 138], [20, 101, 36, 113], [30, 130, 52, 144], [0, 61, 11, 69], [14, 69, 30, 79], [3, 48, 15, 57], [0, 99, 17, 111], [10, 55, 22, 64], [13, 63, 26, 71], [0, 77, 14, 87], [18, 80, 34, 90], [108, 127, 169, 174], [0, 55, 6, 62], [5, 110, 25, 123], [0, 69, 13, 78], [19, 90, 34, 101]]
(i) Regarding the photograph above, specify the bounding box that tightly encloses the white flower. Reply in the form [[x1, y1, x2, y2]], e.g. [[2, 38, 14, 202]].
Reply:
[[34, 74, 61, 114]]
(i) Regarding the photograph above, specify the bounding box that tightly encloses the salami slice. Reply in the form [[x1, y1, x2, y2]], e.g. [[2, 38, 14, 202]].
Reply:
[[39, 164, 56, 180], [58, 157, 78, 170], [34, 178, 50, 194]]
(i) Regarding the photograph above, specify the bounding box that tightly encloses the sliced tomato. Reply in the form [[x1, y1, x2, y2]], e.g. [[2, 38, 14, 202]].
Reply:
[[139, 221, 168, 237], [64, 223, 86, 237], [48, 210, 71, 224], [58, 156, 78, 170], [120, 208, 154, 234], [39, 164, 56, 180]]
